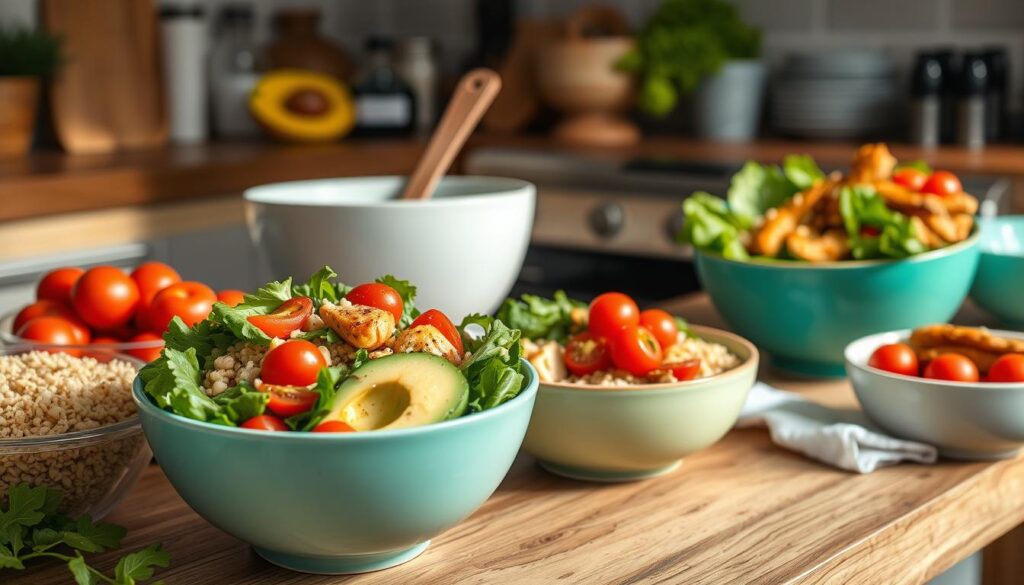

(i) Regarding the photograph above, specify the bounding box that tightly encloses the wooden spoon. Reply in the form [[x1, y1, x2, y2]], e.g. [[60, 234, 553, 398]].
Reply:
[[399, 68, 502, 200]]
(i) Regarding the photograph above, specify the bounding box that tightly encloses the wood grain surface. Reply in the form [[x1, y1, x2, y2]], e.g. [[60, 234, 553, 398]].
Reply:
[[3, 135, 1024, 223], [7, 296, 1024, 585]]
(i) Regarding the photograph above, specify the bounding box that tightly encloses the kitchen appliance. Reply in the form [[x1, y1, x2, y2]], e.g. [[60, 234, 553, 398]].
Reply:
[[463, 147, 1013, 304]]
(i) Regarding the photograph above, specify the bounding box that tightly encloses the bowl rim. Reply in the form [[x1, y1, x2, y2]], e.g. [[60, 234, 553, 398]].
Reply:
[[0, 311, 165, 349], [132, 359, 539, 441], [695, 228, 979, 270], [537, 324, 759, 393], [976, 215, 1024, 258], [0, 345, 145, 449], [243, 175, 535, 209], [844, 328, 1024, 390]]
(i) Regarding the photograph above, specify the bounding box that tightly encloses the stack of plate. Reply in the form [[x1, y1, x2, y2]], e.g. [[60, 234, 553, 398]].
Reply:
[[771, 50, 899, 139]]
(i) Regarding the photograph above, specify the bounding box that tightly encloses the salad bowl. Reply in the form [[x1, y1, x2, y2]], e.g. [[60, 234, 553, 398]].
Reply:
[[846, 329, 1024, 460], [522, 326, 758, 482], [695, 232, 980, 377], [970, 215, 1024, 328], [132, 361, 538, 574], [245, 175, 535, 318]]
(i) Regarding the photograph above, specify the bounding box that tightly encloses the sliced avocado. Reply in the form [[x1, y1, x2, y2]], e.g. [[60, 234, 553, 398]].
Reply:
[[322, 353, 468, 431]]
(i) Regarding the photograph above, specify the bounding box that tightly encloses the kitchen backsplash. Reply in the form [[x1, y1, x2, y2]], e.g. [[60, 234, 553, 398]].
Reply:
[[3, 0, 1023, 110]]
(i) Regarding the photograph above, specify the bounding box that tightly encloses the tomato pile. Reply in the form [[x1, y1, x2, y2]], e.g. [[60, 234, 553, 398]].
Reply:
[[891, 168, 963, 197], [564, 292, 699, 381], [868, 343, 1024, 383], [10, 262, 246, 362]]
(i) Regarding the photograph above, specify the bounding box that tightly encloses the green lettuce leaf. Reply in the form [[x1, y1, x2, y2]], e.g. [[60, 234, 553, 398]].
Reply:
[[459, 316, 524, 413], [292, 265, 343, 308], [839, 185, 927, 259], [210, 277, 293, 346], [139, 348, 223, 423], [679, 192, 750, 260], [782, 154, 825, 190], [210, 383, 268, 425], [162, 317, 234, 369], [895, 159, 933, 174], [494, 290, 585, 343], [726, 161, 798, 221]]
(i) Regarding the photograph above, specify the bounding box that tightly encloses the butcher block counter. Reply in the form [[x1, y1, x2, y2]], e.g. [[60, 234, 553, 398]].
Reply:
[[8, 295, 1024, 585]]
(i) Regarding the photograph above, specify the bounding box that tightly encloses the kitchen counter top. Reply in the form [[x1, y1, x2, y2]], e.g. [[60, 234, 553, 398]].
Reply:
[[9, 294, 1024, 584], [4, 135, 1024, 223]]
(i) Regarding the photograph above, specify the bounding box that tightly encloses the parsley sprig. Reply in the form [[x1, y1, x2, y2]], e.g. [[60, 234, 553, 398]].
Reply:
[[0, 483, 169, 584]]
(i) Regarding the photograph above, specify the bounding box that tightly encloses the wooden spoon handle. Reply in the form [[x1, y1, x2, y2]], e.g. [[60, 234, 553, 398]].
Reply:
[[400, 68, 502, 200]]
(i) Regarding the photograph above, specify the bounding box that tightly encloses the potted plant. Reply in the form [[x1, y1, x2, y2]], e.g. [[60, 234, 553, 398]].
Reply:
[[617, 0, 764, 141], [0, 27, 61, 155]]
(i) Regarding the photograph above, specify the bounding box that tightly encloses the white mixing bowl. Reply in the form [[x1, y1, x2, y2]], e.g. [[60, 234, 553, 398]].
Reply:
[[244, 176, 535, 318]]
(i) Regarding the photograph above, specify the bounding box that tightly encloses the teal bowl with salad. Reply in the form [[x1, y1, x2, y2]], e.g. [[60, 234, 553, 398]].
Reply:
[[681, 144, 981, 376], [133, 267, 537, 574]]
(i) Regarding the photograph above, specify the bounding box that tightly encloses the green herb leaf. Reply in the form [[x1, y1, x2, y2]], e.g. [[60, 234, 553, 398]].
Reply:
[[459, 317, 524, 412], [210, 277, 294, 346], [839, 185, 926, 259], [114, 544, 171, 585], [679, 192, 751, 260], [494, 291, 585, 343], [0, 484, 47, 532], [139, 348, 223, 423], [292, 266, 342, 308], [210, 383, 269, 425], [67, 553, 96, 584], [162, 318, 234, 370], [0, 543, 24, 569], [895, 159, 933, 174]]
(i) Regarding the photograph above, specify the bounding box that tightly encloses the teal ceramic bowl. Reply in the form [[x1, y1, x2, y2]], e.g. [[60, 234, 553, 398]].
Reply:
[[132, 361, 538, 575], [522, 326, 758, 482], [970, 216, 1024, 329], [695, 232, 980, 377]]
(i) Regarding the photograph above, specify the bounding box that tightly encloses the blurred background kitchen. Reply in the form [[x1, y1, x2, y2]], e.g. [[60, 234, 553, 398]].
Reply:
[[0, 0, 1021, 307]]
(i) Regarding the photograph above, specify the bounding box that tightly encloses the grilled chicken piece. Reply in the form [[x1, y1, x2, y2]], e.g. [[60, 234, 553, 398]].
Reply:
[[393, 324, 461, 365], [785, 228, 849, 261], [319, 301, 395, 350], [525, 340, 567, 383], [849, 143, 897, 184], [750, 178, 836, 257]]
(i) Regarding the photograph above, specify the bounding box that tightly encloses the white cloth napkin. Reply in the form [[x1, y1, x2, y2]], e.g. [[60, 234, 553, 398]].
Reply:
[[736, 382, 938, 473]]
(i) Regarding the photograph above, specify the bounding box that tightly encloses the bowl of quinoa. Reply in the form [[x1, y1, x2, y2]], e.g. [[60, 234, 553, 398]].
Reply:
[[521, 325, 758, 482], [0, 345, 150, 518]]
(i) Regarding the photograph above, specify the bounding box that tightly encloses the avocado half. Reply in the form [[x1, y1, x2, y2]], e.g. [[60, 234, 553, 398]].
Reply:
[[321, 353, 469, 431], [249, 69, 356, 143]]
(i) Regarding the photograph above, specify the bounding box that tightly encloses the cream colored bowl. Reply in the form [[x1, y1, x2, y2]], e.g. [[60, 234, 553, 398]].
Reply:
[[522, 326, 758, 481]]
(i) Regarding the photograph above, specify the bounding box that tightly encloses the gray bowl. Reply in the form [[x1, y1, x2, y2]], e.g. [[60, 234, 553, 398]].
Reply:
[[845, 329, 1024, 460]]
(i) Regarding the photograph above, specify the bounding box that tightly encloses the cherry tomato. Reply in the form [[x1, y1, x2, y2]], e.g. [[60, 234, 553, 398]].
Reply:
[[36, 267, 84, 304], [72, 266, 140, 330], [920, 171, 962, 197], [247, 296, 313, 339], [260, 339, 327, 387], [923, 353, 979, 382], [143, 281, 216, 332], [130, 262, 181, 308], [313, 420, 356, 433], [665, 359, 701, 381], [13, 300, 76, 333], [346, 283, 403, 323], [987, 354, 1024, 383], [260, 383, 319, 417], [564, 332, 612, 377], [240, 415, 289, 431], [860, 225, 882, 237], [124, 331, 164, 362], [639, 309, 678, 349], [892, 168, 928, 191], [609, 325, 663, 376], [217, 289, 246, 307], [411, 309, 464, 355], [868, 343, 919, 377], [588, 292, 640, 339], [17, 317, 81, 354]]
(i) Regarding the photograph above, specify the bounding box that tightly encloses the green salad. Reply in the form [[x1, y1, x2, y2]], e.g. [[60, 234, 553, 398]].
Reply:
[[678, 144, 976, 262], [139, 266, 526, 433]]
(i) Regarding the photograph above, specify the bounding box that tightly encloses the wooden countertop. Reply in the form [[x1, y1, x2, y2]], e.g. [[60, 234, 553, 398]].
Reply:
[[9, 295, 1024, 585], [4, 134, 1024, 223]]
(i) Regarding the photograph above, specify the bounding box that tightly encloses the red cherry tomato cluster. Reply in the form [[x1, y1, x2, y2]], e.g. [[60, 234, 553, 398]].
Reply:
[[892, 168, 962, 197], [868, 342, 1024, 383], [562, 292, 700, 381], [11, 262, 237, 362]]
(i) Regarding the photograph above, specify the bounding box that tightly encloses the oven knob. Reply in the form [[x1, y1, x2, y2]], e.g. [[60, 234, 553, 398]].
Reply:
[[589, 203, 624, 238], [665, 211, 685, 243]]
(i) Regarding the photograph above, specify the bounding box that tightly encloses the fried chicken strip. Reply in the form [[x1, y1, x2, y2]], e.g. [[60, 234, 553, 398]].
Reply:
[[910, 324, 1024, 355], [785, 228, 849, 261], [873, 180, 979, 216], [849, 143, 897, 184], [750, 178, 837, 257], [913, 346, 1003, 375]]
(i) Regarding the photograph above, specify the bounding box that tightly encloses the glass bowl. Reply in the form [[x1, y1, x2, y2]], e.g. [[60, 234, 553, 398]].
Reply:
[[0, 345, 152, 519], [0, 309, 164, 358]]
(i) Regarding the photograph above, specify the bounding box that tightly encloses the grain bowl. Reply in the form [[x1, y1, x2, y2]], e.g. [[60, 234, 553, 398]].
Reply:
[[0, 346, 151, 518]]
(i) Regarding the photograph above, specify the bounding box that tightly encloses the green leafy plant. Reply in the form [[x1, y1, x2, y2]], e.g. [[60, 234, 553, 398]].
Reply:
[[616, 0, 760, 116], [0, 27, 62, 77], [0, 483, 169, 584]]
